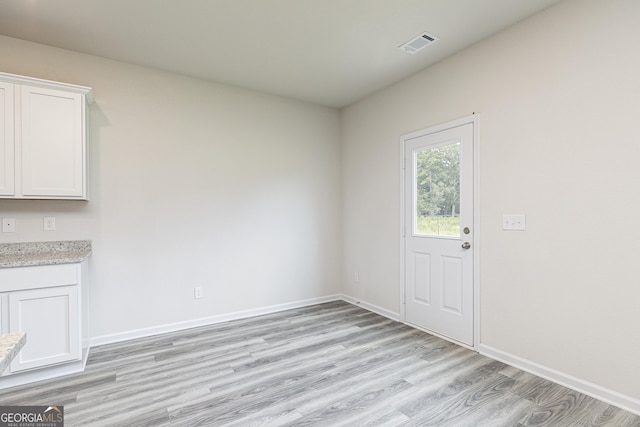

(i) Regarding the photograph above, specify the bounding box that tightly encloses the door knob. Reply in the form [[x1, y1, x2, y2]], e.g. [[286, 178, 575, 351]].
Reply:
[[461, 242, 471, 249]]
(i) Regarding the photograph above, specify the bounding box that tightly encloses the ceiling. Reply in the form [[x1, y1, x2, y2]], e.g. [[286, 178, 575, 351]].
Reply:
[[0, 0, 562, 108]]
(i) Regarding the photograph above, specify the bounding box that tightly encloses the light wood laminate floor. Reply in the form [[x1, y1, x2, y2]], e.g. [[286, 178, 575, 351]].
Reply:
[[1, 301, 639, 426]]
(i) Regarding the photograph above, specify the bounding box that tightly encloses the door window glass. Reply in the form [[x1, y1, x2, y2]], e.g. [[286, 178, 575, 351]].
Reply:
[[414, 142, 460, 237]]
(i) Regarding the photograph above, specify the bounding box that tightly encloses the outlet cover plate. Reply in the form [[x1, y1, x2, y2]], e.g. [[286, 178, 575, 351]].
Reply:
[[44, 216, 56, 231]]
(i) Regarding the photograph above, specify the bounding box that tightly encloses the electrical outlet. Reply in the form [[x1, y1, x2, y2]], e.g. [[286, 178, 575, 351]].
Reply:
[[44, 216, 56, 231], [354, 271, 359, 283], [194, 286, 204, 299], [2, 218, 16, 233]]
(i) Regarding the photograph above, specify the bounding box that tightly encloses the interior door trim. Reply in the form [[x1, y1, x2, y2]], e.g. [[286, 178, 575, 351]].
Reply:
[[399, 114, 480, 350]]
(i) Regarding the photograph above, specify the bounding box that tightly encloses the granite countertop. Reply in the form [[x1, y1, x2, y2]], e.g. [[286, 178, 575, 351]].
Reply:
[[0, 240, 91, 268], [0, 332, 26, 374]]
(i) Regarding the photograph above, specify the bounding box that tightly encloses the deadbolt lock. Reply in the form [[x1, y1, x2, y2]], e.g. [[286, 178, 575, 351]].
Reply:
[[463, 227, 471, 234]]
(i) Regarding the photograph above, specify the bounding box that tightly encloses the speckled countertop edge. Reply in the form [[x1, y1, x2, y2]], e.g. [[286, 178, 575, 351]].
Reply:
[[0, 332, 26, 374], [0, 240, 91, 268]]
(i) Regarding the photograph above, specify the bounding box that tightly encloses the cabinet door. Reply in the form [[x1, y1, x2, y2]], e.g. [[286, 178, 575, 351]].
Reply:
[[0, 82, 14, 196], [20, 86, 85, 198], [8, 286, 81, 372], [0, 294, 6, 334]]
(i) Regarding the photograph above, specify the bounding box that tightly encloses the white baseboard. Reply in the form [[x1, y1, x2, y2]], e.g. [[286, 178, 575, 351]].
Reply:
[[90, 294, 342, 347], [339, 294, 400, 321], [89, 293, 400, 348], [479, 344, 640, 416], [0, 359, 85, 390]]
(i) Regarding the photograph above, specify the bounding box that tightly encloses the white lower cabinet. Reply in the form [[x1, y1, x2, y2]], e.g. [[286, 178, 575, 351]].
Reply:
[[0, 294, 4, 335], [8, 286, 80, 372], [0, 263, 83, 376]]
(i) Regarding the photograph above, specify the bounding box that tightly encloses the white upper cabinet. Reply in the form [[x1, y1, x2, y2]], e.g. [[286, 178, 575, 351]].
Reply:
[[0, 82, 14, 196], [20, 86, 85, 198], [0, 72, 92, 200]]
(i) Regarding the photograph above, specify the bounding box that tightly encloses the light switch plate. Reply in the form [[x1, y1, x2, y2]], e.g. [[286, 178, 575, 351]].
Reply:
[[2, 217, 16, 233], [44, 216, 56, 231], [503, 214, 526, 231]]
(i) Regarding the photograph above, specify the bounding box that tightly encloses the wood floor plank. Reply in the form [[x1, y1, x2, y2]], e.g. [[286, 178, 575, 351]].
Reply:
[[0, 300, 638, 426]]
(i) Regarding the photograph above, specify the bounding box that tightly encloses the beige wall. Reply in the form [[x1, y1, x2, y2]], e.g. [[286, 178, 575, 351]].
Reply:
[[0, 36, 342, 338], [2, 0, 640, 408], [341, 0, 640, 401]]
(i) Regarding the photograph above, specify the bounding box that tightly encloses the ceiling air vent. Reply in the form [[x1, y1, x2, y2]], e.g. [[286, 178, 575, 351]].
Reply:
[[399, 32, 439, 54]]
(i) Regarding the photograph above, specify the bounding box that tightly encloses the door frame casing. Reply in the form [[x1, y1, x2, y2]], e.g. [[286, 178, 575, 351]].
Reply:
[[399, 114, 480, 350]]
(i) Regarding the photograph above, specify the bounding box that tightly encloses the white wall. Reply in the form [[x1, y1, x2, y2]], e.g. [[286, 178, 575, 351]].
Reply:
[[0, 36, 342, 338], [342, 0, 640, 403]]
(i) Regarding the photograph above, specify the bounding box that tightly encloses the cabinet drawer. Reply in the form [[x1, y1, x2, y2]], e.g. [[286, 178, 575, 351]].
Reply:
[[0, 264, 79, 292]]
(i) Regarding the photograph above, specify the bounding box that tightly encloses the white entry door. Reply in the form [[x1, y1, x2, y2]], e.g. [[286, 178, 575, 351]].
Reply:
[[402, 120, 475, 346]]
